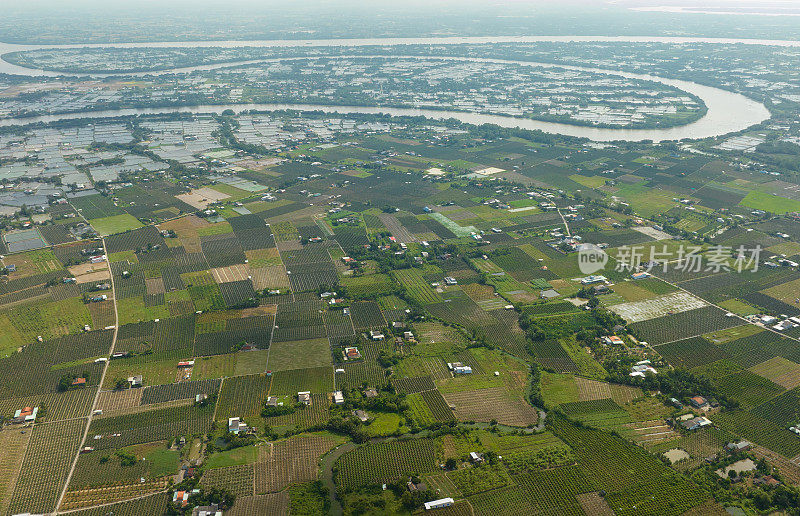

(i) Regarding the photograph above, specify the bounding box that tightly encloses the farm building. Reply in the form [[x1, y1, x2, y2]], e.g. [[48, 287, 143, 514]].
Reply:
[[448, 361, 473, 374], [333, 391, 344, 404], [580, 275, 607, 285], [690, 396, 709, 410], [682, 416, 712, 431], [364, 388, 378, 398], [470, 452, 484, 463], [127, 375, 143, 388], [265, 396, 278, 407], [407, 480, 428, 492], [298, 391, 312, 405], [425, 498, 455, 510], [228, 417, 249, 434], [193, 504, 223, 516], [178, 360, 195, 368], [12, 406, 38, 424], [173, 490, 190, 506], [354, 410, 369, 422], [630, 361, 657, 376], [602, 336, 624, 346], [370, 330, 385, 341], [631, 272, 651, 280], [727, 441, 751, 452], [540, 289, 560, 299], [72, 377, 87, 387], [344, 347, 361, 360]]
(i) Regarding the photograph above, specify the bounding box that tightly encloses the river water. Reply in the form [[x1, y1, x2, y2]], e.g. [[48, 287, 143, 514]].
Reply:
[[0, 35, 781, 141]]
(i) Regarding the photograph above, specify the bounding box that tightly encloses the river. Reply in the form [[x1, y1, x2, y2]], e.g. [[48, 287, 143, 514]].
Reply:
[[0, 35, 779, 141]]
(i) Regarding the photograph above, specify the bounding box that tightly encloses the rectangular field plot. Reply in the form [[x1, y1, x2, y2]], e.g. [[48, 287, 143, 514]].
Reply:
[[270, 366, 333, 396], [528, 339, 579, 373], [392, 375, 436, 394], [655, 336, 729, 370], [610, 291, 707, 323], [105, 225, 166, 254], [335, 438, 438, 489], [254, 434, 344, 494], [226, 493, 289, 516], [628, 306, 744, 346], [229, 214, 275, 251], [332, 225, 370, 252], [750, 387, 800, 427], [392, 268, 441, 304], [349, 301, 386, 331], [267, 338, 332, 372], [250, 265, 290, 291], [286, 262, 338, 292], [712, 370, 784, 410], [550, 417, 710, 514], [219, 279, 257, 307], [713, 410, 800, 458], [3, 228, 47, 253], [443, 387, 539, 428], [211, 264, 250, 284], [559, 399, 633, 430], [272, 301, 326, 342], [194, 315, 273, 356], [0, 388, 96, 423], [720, 330, 800, 368], [60, 490, 170, 514], [749, 356, 800, 389], [88, 402, 215, 450], [141, 378, 221, 405], [7, 419, 85, 515], [323, 309, 355, 338], [0, 427, 31, 515], [575, 377, 612, 401], [341, 274, 395, 299], [202, 236, 247, 269], [216, 374, 271, 420], [89, 214, 144, 236]]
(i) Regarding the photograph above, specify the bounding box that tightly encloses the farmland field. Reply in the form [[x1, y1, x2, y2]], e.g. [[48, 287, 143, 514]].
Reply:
[[335, 438, 438, 489], [7, 419, 85, 514], [628, 306, 744, 345], [5, 69, 800, 515]]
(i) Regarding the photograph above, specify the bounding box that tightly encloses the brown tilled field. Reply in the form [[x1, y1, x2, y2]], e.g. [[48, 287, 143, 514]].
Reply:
[[145, 277, 166, 295], [0, 428, 31, 515], [575, 377, 612, 401], [158, 214, 210, 253], [254, 434, 344, 494], [211, 264, 250, 284], [60, 478, 170, 511], [576, 492, 615, 516], [95, 388, 144, 413], [250, 266, 291, 291], [226, 492, 290, 516], [443, 387, 538, 427]]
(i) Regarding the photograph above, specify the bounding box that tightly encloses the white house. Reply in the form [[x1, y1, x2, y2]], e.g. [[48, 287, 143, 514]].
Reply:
[[424, 498, 455, 510]]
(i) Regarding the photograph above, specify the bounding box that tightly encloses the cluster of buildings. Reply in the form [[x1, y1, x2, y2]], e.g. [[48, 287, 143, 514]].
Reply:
[[748, 313, 800, 332]]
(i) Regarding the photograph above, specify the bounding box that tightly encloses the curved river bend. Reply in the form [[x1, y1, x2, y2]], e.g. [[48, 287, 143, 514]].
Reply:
[[0, 36, 776, 142]]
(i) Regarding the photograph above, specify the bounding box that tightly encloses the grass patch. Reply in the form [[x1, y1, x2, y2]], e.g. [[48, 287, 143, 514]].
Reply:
[[90, 214, 144, 236]]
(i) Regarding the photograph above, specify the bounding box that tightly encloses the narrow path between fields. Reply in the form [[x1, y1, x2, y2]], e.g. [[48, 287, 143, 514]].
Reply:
[[54, 235, 121, 514]]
